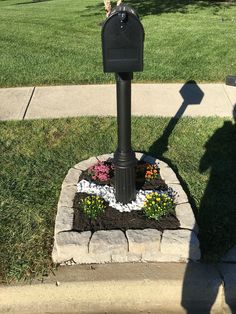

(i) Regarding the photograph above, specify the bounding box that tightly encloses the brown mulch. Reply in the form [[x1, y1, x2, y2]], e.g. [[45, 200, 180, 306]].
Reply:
[[73, 159, 180, 233], [73, 192, 180, 233]]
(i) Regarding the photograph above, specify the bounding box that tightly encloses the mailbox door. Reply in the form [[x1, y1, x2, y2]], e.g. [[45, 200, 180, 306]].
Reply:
[[102, 11, 144, 73]]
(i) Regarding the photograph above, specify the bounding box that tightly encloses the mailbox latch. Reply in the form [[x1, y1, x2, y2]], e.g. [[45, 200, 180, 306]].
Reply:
[[118, 12, 127, 29]]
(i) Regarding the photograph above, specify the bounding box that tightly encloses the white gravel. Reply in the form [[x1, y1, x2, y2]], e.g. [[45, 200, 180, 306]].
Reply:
[[77, 179, 154, 212]]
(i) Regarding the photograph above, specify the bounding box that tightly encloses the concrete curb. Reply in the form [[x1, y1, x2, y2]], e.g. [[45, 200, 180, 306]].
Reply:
[[0, 263, 228, 314]]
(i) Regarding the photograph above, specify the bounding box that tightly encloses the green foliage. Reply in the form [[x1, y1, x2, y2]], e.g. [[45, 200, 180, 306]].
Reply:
[[80, 195, 106, 219], [143, 192, 174, 220], [0, 116, 236, 281], [0, 0, 236, 86]]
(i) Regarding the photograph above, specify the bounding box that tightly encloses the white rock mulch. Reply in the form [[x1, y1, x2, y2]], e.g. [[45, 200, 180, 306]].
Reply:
[[77, 179, 175, 212]]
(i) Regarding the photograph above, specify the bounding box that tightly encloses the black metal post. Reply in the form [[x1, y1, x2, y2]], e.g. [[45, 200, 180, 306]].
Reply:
[[114, 72, 137, 204]]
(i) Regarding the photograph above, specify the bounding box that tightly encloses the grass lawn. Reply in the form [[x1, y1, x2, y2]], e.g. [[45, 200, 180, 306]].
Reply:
[[1, 116, 236, 283], [0, 0, 236, 87]]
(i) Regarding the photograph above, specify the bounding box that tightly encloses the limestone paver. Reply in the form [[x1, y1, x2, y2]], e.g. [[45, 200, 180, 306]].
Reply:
[[89, 230, 128, 263], [62, 168, 82, 187], [126, 229, 161, 262], [96, 153, 114, 161], [74, 156, 98, 171], [58, 185, 77, 208], [0, 87, 33, 120], [53, 231, 91, 264], [54, 206, 74, 234], [168, 183, 189, 204], [141, 154, 157, 164], [175, 203, 198, 232], [160, 166, 179, 184], [161, 229, 201, 261]]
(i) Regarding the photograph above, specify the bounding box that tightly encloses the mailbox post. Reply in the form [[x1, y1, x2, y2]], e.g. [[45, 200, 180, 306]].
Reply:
[[102, 4, 144, 204]]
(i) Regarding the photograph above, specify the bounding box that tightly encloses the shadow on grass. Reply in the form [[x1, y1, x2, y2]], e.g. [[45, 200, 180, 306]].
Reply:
[[83, 0, 234, 17], [146, 82, 236, 261], [147, 80, 204, 217], [14, 0, 52, 5], [198, 106, 236, 261], [182, 106, 236, 314], [145, 84, 236, 313]]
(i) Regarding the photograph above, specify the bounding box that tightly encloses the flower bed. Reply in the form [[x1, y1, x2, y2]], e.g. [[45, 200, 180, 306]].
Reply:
[[72, 158, 180, 233], [52, 153, 200, 265]]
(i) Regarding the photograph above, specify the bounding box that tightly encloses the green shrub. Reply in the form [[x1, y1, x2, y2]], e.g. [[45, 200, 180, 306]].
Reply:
[[80, 195, 106, 219], [143, 192, 174, 221]]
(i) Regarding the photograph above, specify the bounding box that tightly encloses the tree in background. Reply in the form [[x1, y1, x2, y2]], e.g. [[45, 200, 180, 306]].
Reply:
[[104, 0, 123, 17]]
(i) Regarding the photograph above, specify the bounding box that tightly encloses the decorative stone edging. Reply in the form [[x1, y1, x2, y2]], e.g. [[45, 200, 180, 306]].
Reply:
[[52, 153, 201, 265]]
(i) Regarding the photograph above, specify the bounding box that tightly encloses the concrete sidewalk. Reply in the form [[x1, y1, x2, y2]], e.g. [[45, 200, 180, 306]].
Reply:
[[0, 262, 235, 314], [0, 83, 236, 121]]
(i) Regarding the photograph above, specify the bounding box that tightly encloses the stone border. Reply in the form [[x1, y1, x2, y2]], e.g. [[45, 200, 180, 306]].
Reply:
[[52, 153, 201, 265]]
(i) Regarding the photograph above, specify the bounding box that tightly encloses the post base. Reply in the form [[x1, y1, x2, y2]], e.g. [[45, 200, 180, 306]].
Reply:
[[114, 150, 137, 204]]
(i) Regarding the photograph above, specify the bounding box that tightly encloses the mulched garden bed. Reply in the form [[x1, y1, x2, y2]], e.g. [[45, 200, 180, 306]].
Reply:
[[73, 192, 180, 232], [72, 159, 180, 233]]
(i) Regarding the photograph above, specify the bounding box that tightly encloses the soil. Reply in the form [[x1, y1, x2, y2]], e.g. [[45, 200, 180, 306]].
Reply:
[[73, 159, 180, 233], [73, 192, 180, 233]]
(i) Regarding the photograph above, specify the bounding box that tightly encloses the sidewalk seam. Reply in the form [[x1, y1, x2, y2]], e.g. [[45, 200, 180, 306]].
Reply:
[[222, 84, 233, 107], [23, 86, 36, 120]]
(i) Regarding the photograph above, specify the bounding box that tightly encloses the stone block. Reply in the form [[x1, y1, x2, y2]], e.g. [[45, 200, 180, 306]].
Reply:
[[126, 229, 162, 262], [175, 203, 198, 233], [53, 231, 91, 264], [156, 159, 169, 169], [96, 153, 114, 162], [54, 206, 74, 234], [63, 168, 82, 186], [168, 183, 189, 204], [58, 185, 77, 208], [161, 229, 201, 261], [140, 154, 157, 164], [135, 152, 144, 160], [160, 166, 179, 184], [89, 230, 128, 263], [74, 157, 98, 171]]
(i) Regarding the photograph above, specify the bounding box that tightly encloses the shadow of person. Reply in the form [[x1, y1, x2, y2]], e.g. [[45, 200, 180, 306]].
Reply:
[[198, 105, 236, 261], [181, 105, 236, 313], [146, 81, 234, 312]]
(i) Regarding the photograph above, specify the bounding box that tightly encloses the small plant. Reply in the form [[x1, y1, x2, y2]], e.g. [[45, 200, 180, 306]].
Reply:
[[143, 191, 175, 220], [145, 164, 161, 181], [80, 195, 106, 219], [88, 161, 114, 182]]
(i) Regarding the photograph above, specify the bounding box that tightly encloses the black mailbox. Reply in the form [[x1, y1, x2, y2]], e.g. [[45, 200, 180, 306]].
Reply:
[[102, 4, 144, 73]]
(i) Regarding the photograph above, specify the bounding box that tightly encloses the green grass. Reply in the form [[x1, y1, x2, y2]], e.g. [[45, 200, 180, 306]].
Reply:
[[1, 116, 236, 283], [0, 0, 236, 87]]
